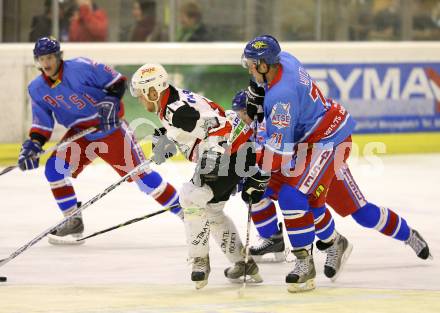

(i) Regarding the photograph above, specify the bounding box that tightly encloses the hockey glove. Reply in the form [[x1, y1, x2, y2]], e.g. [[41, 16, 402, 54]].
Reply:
[[97, 96, 121, 132], [151, 127, 177, 165], [18, 139, 43, 171], [245, 80, 265, 123], [241, 170, 270, 204]]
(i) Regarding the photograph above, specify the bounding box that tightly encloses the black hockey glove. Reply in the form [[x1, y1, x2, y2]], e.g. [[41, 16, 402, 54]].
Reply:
[[97, 96, 121, 132], [245, 80, 265, 123], [151, 127, 177, 165], [241, 170, 270, 204], [18, 139, 43, 171]]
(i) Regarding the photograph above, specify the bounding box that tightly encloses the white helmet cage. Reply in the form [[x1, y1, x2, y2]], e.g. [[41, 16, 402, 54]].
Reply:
[[130, 64, 169, 103]]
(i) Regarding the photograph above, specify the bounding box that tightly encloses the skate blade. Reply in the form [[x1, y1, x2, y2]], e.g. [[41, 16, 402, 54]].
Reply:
[[48, 233, 85, 245], [330, 242, 353, 283], [252, 252, 286, 263], [228, 273, 263, 284], [195, 279, 208, 290], [287, 279, 316, 293]]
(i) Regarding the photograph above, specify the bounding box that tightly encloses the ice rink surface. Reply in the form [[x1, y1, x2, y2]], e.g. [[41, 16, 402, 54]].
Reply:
[[0, 154, 439, 313]]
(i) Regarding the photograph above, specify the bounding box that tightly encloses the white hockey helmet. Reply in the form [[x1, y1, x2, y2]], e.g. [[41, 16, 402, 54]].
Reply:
[[130, 64, 169, 109]]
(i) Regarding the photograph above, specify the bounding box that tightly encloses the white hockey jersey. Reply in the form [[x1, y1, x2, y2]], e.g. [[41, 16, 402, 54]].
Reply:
[[157, 85, 252, 163]]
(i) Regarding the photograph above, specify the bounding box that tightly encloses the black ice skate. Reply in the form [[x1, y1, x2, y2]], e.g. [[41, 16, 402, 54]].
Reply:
[[224, 257, 263, 283], [191, 256, 210, 290], [286, 248, 316, 293], [250, 223, 286, 263], [48, 203, 85, 245], [316, 232, 353, 282], [406, 229, 433, 260]]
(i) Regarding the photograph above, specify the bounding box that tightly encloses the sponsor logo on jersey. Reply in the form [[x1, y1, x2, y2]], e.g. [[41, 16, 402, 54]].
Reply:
[[270, 102, 291, 129], [314, 184, 326, 198]]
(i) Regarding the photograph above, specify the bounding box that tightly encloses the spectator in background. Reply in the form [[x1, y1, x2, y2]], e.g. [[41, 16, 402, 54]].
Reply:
[[368, 0, 401, 40], [176, 1, 210, 42], [29, 0, 52, 42], [129, 0, 157, 41], [412, 0, 440, 40], [29, 0, 71, 42], [69, 0, 108, 42]]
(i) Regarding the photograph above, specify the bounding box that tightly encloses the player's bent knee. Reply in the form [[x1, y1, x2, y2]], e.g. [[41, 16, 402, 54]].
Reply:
[[45, 157, 69, 182], [278, 184, 309, 212], [206, 202, 226, 225], [140, 170, 163, 189], [180, 182, 214, 209], [351, 202, 380, 228], [183, 206, 205, 217], [252, 197, 271, 211]]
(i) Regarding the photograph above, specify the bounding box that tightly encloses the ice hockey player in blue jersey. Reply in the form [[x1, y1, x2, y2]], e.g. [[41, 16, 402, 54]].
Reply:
[[232, 88, 433, 274], [18, 37, 182, 245], [240, 35, 432, 292]]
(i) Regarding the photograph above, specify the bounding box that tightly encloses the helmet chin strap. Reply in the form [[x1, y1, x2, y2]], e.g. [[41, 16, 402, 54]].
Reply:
[[146, 94, 160, 113], [256, 61, 270, 85]]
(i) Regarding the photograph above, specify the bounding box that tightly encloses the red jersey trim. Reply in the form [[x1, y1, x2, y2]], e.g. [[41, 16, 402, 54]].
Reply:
[[305, 102, 348, 143], [268, 65, 283, 89], [159, 88, 171, 119], [30, 127, 52, 139]]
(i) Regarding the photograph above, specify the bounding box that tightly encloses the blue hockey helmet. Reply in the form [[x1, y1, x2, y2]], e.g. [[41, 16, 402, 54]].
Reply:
[[242, 35, 281, 68], [231, 90, 246, 112], [33, 36, 61, 57]]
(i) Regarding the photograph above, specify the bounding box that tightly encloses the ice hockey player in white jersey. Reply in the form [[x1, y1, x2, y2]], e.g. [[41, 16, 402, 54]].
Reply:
[[130, 64, 264, 289]]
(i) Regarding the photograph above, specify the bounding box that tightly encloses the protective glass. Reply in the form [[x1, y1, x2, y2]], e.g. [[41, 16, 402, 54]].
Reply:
[[241, 54, 257, 69]]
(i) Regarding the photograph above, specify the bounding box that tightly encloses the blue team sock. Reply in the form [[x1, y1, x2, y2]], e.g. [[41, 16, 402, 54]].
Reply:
[[312, 206, 336, 242], [251, 198, 279, 238], [351, 202, 410, 241]]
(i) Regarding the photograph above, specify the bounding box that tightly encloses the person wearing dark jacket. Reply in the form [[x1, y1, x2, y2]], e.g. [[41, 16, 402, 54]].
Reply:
[[176, 1, 211, 42]]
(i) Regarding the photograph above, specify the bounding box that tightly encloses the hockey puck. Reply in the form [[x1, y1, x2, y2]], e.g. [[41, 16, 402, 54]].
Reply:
[[0, 276, 7, 282]]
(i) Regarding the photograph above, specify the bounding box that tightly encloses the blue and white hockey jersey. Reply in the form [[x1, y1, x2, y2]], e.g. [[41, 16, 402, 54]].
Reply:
[[262, 52, 356, 167], [28, 57, 123, 141]]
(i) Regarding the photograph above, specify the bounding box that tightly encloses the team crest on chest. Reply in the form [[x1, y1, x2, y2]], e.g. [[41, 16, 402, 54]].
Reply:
[[270, 102, 291, 129]]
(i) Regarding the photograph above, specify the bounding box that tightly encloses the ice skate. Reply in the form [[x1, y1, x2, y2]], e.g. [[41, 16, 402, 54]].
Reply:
[[191, 256, 210, 290], [250, 223, 286, 263], [48, 204, 85, 245], [286, 248, 316, 293], [406, 229, 433, 260], [224, 257, 263, 283], [316, 232, 353, 282]]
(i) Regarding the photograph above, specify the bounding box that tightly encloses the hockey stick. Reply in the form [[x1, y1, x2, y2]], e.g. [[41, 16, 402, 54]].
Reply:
[[0, 159, 152, 268], [0, 127, 97, 177], [77, 203, 181, 242], [239, 118, 259, 295]]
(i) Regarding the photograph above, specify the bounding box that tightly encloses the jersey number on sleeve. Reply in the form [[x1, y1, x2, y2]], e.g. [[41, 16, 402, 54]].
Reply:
[[309, 81, 326, 105]]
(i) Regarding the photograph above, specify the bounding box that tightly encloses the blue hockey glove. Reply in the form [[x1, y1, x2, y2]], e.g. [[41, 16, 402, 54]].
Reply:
[[151, 127, 177, 165], [18, 139, 43, 171], [241, 170, 270, 204], [245, 80, 265, 123], [97, 96, 121, 132]]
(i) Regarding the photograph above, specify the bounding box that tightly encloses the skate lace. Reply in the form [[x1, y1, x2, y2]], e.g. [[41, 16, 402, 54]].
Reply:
[[56, 217, 80, 231], [192, 257, 209, 272], [406, 231, 425, 255], [293, 257, 309, 275], [254, 236, 273, 251], [325, 244, 339, 270]]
